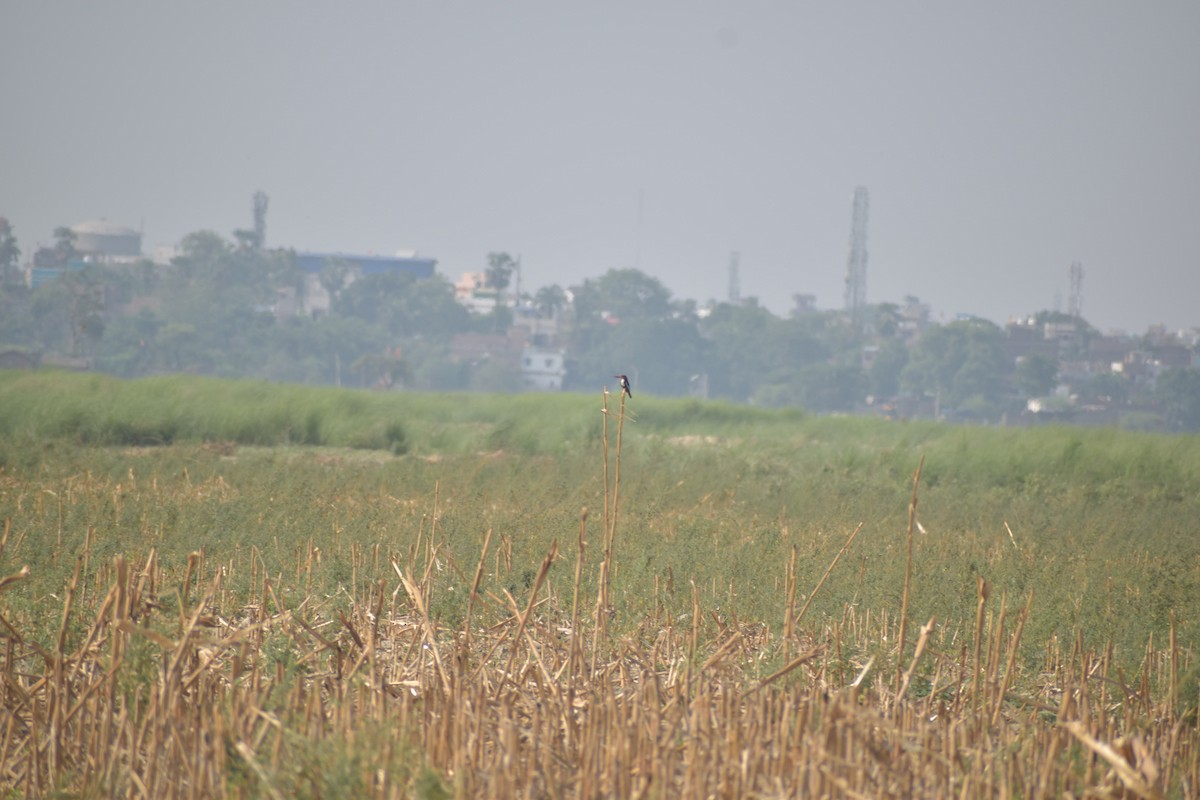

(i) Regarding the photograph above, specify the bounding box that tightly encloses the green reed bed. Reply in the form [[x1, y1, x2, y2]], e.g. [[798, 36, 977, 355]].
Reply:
[[1, 372, 1199, 795]]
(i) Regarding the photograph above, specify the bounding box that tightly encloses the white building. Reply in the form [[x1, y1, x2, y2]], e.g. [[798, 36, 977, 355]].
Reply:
[[521, 347, 566, 391]]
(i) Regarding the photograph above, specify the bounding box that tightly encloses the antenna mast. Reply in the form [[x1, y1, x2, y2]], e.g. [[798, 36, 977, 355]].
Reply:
[[252, 191, 269, 249], [1068, 261, 1084, 319], [844, 186, 869, 318], [728, 250, 741, 305]]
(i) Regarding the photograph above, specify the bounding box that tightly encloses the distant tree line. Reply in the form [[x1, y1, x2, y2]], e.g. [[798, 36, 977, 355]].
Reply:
[[1, 217, 1198, 431]]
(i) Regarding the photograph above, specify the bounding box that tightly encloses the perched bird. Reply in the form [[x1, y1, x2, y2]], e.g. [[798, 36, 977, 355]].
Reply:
[[614, 374, 632, 399]]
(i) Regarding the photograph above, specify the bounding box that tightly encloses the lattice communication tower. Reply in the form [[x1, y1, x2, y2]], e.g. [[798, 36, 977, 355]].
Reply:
[[728, 250, 741, 305], [844, 187, 869, 316], [1068, 261, 1084, 319]]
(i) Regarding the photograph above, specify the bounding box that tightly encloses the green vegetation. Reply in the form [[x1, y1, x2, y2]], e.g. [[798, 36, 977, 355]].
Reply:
[[2, 371, 1198, 795], [2, 370, 1197, 664], [5, 213, 1200, 427]]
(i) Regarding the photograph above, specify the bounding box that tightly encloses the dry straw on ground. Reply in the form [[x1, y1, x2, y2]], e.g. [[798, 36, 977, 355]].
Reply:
[[0, 543, 1195, 798], [0, 396, 1196, 797]]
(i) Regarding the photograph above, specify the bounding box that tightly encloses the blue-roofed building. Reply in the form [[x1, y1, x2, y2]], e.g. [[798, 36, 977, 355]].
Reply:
[[292, 251, 438, 318], [29, 258, 94, 288], [294, 252, 436, 280]]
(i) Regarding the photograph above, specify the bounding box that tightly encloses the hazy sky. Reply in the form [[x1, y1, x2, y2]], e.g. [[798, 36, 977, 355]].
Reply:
[[3, 3, 1198, 333]]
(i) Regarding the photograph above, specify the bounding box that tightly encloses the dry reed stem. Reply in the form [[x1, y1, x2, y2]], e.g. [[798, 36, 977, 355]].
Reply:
[[463, 527, 493, 653], [1062, 721, 1165, 800], [0, 509, 1196, 796], [1, 573, 1195, 798], [794, 522, 865, 630], [494, 540, 558, 697], [896, 455, 923, 698], [0, 565, 30, 595], [601, 388, 611, 566], [570, 508, 587, 682], [607, 388, 627, 559]]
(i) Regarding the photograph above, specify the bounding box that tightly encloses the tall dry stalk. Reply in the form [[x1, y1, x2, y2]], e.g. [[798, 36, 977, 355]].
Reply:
[[495, 540, 558, 696], [570, 507, 588, 681], [971, 575, 990, 714], [794, 522, 865, 631], [607, 387, 628, 560], [601, 389, 611, 552], [895, 455, 923, 697], [463, 527, 493, 653], [597, 384, 629, 636], [782, 545, 797, 652], [1, 544, 1196, 797]]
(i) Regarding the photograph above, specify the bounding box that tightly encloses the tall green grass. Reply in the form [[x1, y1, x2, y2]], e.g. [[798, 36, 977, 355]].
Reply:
[[2, 369, 1198, 669]]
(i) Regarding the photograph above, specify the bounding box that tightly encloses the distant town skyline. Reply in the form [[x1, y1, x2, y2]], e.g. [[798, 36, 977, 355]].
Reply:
[[3, 2, 1198, 334]]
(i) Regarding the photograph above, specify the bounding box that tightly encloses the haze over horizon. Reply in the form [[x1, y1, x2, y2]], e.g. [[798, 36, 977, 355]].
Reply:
[[3, 3, 1198, 335]]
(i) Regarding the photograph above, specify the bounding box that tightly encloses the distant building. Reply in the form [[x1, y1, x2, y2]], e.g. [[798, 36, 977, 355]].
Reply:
[[29, 260, 86, 289], [71, 219, 142, 259], [454, 271, 501, 314], [293, 251, 435, 280], [293, 251, 437, 317], [521, 347, 566, 391], [25, 219, 144, 288], [896, 297, 931, 342], [790, 294, 817, 317], [1004, 318, 1059, 363]]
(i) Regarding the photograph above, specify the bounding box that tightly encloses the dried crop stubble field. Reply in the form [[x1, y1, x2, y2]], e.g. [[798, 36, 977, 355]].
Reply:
[[0, 372, 1198, 797]]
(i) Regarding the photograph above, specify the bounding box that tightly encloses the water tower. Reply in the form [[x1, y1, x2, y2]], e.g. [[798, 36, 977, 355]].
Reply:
[[70, 219, 142, 258]]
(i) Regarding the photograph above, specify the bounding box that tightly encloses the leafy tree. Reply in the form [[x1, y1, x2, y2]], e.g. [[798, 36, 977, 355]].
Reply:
[[533, 284, 567, 318], [868, 338, 909, 399], [155, 231, 286, 373], [25, 281, 75, 351], [0, 292, 33, 345], [258, 315, 386, 385], [319, 257, 353, 300], [93, 309, 164, 377], [0, 217, 21, 288], [568, 315, 709, 395], [0, 218, 32, 345], [209, 305, 275, 376], [567, 269, 680, 391], [755, 362, 866, 412], [163, 231, 240, 318], [701, 303, 779, 400], [699, 303, 828, 401], [901, 318, 1010, 414], [1078, 372, 1130, 406], [1157, 367, 1200, 432], [474, 303, 514, 335], [871, 302, 902, 337], [485, 252, 516, 294], [334, 272, 469, 340], [62, 267, 106, 356], [156, 323, 209, 373], [571, 268, 673, 323], [53, 227, 79, 265], [1015, 353, 1059, 397], [770, 317, 832, 372]]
